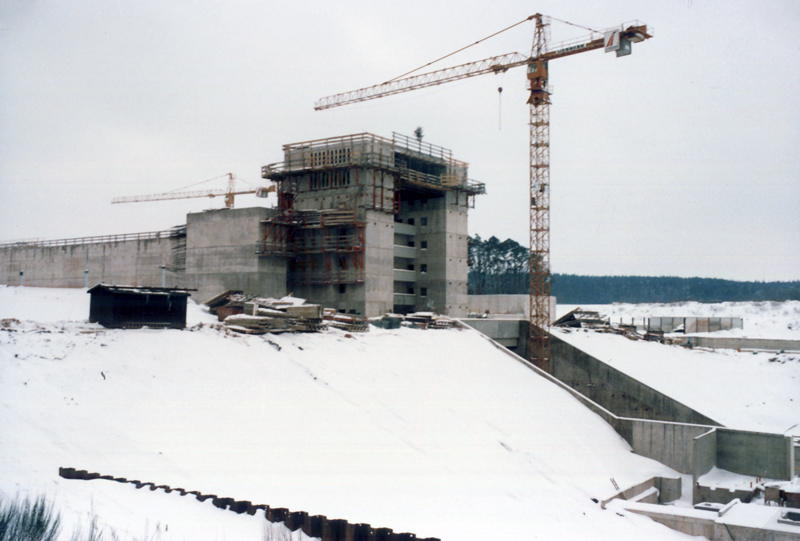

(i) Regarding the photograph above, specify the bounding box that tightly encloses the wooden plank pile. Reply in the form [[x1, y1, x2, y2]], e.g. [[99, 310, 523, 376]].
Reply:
[[327, 313, 370, 333], [205, 292, 327, 335], [402, 312, 455, 330]]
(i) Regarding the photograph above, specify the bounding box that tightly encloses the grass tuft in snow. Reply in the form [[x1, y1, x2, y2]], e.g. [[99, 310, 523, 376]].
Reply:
[[0, 495, 61, 541]]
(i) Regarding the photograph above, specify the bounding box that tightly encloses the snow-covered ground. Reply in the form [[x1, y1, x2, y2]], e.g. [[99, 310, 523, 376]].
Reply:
[[558, 301, 800, 340], [555, 302, 800, 434], [0, 286, 700, 540]]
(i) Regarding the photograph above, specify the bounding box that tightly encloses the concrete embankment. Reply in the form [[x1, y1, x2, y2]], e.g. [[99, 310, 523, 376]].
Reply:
[[459, 320, 795, 482]]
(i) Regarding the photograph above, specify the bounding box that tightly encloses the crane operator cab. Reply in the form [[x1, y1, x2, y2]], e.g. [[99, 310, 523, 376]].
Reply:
[[526, 59, 550, 105]]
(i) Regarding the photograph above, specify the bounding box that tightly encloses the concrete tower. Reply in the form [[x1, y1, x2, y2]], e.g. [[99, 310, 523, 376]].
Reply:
[[260, 132, 484, 317]]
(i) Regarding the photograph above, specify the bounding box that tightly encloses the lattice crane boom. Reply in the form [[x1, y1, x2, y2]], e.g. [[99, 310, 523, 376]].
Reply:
[[112, 173, 275, 209], [314, 19, 651, 111], [315, 14, 651, 372]]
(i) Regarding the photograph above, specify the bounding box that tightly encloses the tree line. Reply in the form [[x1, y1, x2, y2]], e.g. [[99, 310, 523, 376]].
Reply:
[[468, 235, 800, 303]]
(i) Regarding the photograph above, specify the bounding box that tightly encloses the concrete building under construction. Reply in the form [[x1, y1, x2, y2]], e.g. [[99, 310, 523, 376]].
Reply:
[[0, 132, 485, 318], [259, 132, 485, 316]]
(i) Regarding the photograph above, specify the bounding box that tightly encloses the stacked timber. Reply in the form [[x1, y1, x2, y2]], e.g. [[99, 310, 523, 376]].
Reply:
[[327, 314, 370, 333], [206, 291, 327, 335]]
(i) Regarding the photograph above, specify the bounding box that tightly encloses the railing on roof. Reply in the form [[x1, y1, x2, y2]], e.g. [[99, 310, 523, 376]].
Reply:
[[391, 132, 453, 162], [0, 229, 182, 250], [264, 153, 484, 195]]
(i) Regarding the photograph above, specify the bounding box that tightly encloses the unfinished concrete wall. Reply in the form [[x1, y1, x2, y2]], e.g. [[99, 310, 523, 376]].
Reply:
[[410, 192, 469, 316], [460, 319, 526, 349], [616, 419, 714, 475], [186, 207, 286, 303], [717, 429, 794, 480], [693, 428, 718, 481], [0, 235, 179, 289], [551, 333, 720, 425], [363, 210, 394, 317]]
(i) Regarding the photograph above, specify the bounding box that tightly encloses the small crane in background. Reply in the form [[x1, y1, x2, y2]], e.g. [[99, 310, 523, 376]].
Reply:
[[112, 172, 274, 209], [315, 14, 652, 372]]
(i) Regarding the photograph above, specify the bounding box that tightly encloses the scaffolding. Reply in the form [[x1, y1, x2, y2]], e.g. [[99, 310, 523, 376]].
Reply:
[[258, 209, 365, 286]]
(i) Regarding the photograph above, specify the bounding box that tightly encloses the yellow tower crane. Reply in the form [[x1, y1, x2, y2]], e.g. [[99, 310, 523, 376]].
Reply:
[[112, 173, 274, 209], [315, 14, 652, 372]]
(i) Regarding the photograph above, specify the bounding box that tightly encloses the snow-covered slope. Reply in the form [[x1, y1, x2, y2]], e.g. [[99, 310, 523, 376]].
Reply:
[[0, 286, 693, 540]]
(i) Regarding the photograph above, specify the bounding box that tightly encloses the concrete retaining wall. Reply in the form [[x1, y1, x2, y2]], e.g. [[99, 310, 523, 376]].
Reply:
[[616, 419, 714, 475], [550, 333, 720, 425], [600, 477, 682, 509], [460, 318, 525, 349], [693, 428, 718, 481], [466, 326, 794, 487], [717, 429, 794, 480], [0, 235, 181, 289], [0, 209, 290, 303]]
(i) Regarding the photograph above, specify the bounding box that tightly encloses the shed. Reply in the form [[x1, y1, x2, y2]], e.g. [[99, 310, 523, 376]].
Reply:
[[88, 284, 194, 329]]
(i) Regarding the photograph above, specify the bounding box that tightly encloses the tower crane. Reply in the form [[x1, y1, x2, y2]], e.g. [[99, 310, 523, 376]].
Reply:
[[112, 173, 274, 209], [315, 14, 652, 372]]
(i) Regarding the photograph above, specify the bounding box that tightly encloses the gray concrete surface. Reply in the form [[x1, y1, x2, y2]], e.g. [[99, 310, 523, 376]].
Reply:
[[185, 207, 286, 303], [550, 333, 720, 425], [0, 234, 179, 289]]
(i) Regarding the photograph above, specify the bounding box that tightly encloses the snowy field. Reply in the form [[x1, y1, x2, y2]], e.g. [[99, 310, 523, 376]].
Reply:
[[2, 287, 796, 540], [555, 302, 800, 434], [557, 301, 800, 341]]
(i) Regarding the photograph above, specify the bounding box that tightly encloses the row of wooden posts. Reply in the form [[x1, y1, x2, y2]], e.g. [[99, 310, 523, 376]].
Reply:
[[59, 468, 439, 541]]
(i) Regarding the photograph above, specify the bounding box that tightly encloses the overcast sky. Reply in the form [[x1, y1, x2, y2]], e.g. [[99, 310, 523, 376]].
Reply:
[[1, 0, 798, 281]]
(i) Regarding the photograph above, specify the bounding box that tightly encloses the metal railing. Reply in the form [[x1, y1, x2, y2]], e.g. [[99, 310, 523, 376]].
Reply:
[[0, 230, 180, 250]]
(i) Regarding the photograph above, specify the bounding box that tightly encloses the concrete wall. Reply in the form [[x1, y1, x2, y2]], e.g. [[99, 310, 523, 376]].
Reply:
[[618, 419, 714, 475], [186, 207, 286, 303], [693, 428, 718, 481], [460, 319, 526, 349], [468, 295, 529, 317], [612, 501, 717, 539], [404, 192, 469, 316], [463, 325, 794, 488], [600, 477, 682, 509], [680, 336, 800, 352], [363, 210, 394, 317], [551, 333, 720, 425], [717, 429, 794, 480], [0, 235, 179, 289]]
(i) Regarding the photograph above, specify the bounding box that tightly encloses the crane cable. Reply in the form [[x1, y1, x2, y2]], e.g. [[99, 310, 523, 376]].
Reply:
[[160, 173, 257, 194], [547, 15, 604, 36], [384, 14, 537, 84]]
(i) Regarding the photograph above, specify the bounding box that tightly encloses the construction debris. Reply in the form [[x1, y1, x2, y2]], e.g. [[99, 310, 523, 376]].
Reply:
[[327, 313, 370, 333], [552, 308, 609, 329], [205, 291, 327, 334], [206, 291, 459, 336]]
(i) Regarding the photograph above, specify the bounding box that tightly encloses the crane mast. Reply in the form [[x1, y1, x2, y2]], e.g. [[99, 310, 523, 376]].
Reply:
[[315, 15, 651, 372], [528, 14, 552, 372]]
